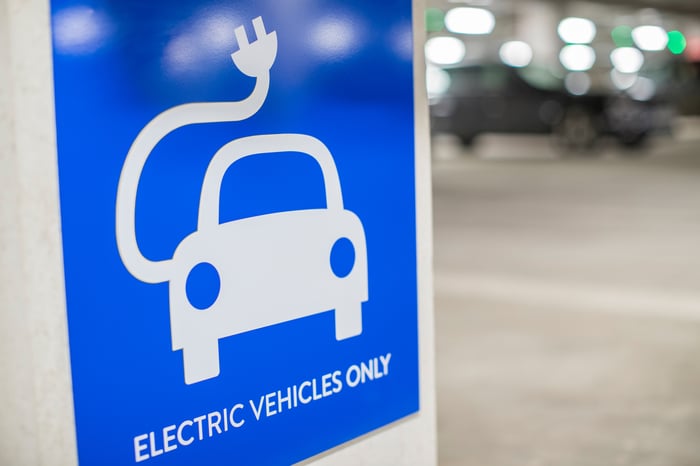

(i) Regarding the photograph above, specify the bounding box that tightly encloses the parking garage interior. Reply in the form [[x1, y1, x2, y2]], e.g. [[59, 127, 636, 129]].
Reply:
[[3, 0, 700, 464], [428, 1, 700, 464]]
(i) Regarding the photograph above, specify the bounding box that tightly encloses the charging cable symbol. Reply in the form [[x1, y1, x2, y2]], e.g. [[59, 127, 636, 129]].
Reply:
[[116, 17, 368, 385]]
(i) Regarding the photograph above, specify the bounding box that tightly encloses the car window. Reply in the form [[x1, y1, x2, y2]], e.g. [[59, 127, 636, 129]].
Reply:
[[480, 66, 509, 91], [448, 66, 508, 96], [219, 152, 327, 223], [517, 66, 563, 91]]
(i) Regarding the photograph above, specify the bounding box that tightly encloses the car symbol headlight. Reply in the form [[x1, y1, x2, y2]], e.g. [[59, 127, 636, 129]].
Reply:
[[186, 262, 221, 310], [330, 237, 355, 278]]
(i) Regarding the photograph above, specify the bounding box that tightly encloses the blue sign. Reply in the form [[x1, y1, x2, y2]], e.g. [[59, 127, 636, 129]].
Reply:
[[51, 1, 418, 464]]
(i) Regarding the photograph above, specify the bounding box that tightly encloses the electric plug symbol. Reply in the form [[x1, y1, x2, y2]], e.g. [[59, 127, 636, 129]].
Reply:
[[232, 16, 278, 78]]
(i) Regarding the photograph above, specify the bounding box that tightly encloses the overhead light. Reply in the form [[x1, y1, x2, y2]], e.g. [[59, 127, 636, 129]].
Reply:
[[444, 7, 495, 35], [627, 77, 656, 101], [610, 69, 637, 90], [610, 47, 644, 73], [425, 8, 445, 33], [559, 44, 595, 71], [426, 65, 452, 97], [557, 17, 597, 44], [565, 72, 591, 95], [632, 25, 668, 51], [425, 36, 466, 65], [667, 30, 687, 55], [611, 25, 634, 48], [499, 41, 533, 68]]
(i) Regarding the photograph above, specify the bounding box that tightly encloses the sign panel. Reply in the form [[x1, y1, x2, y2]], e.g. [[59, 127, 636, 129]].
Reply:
[[51, 1, 418, 464]]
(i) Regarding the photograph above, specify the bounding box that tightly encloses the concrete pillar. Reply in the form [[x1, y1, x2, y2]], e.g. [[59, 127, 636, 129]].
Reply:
[[514, 0, 562, 69], [0, 0, 77, 464]]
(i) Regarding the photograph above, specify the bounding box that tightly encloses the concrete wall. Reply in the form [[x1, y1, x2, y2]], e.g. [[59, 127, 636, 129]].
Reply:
[[0, 0, 77, 464], [0, 0, 435, 464]]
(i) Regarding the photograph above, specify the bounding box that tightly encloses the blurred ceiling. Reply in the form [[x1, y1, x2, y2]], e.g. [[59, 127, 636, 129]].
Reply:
[[609, 0, 700, 15], [427, 0, 700, 16], [424, 0, 700, 98]]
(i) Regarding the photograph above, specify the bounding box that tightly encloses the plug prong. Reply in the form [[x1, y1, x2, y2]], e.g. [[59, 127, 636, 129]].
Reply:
[[234, 25, 249, 48], [252, 16, 267, 40]]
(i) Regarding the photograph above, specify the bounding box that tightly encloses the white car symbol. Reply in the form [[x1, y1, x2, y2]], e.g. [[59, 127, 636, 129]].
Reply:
[[171, 134, 367, 384]]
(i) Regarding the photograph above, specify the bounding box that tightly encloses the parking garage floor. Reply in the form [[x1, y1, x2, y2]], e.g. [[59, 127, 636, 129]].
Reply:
[[432, 132, 700, 466]]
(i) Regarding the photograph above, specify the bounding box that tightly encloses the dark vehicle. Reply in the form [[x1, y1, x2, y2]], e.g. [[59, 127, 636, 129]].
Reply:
[[429, 64, 672, 150]]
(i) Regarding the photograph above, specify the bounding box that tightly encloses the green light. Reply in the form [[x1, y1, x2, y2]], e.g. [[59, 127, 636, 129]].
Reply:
[[667, 30, 687, 54], [425, 8, 444, 33], [611, 25, 634, 47]]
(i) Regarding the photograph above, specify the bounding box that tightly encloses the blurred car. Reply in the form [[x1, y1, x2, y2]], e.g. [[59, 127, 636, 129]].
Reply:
[[429, 63, 672, 150]]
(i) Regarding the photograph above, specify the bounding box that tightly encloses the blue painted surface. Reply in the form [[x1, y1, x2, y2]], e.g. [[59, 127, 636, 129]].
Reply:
[[186, 263, 221, 310], [330, 237, 356, 278], [51, 1, 417, 464]]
